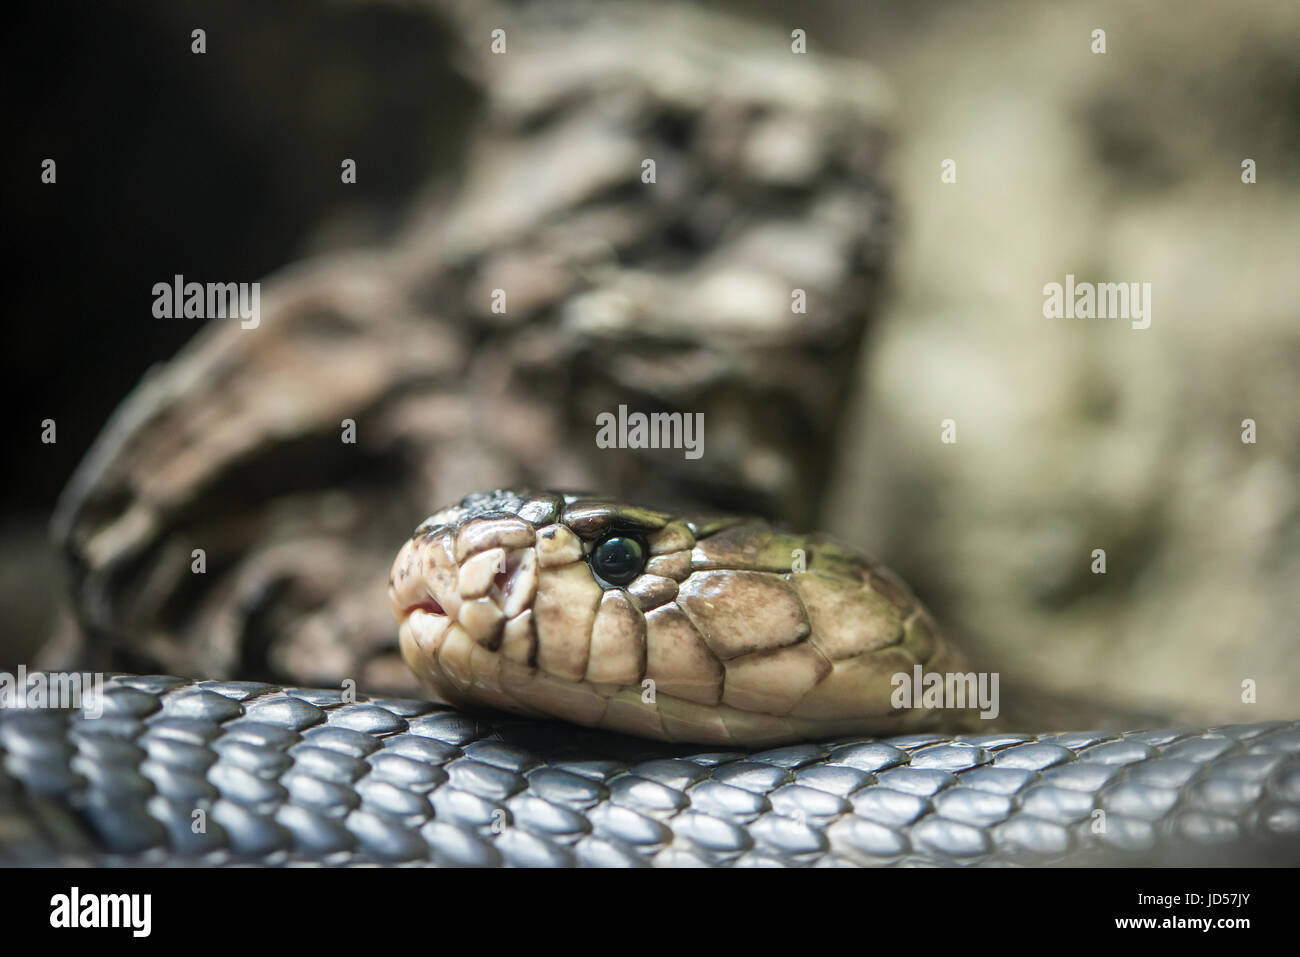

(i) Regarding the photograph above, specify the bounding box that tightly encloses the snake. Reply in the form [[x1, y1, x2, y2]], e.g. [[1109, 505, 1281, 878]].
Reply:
[[4, 3, 1299, 868], [4, 486, 1299, 866]]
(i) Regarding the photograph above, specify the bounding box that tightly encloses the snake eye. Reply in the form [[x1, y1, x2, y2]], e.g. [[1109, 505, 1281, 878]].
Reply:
[[589, 535, 646, 587]]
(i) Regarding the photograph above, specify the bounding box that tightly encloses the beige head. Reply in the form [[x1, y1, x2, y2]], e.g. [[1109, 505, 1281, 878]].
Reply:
[[389, 489, 977, 746]]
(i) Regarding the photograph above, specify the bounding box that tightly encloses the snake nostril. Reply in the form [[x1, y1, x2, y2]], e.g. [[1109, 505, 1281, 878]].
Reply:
[[494, 551, 524, 600]]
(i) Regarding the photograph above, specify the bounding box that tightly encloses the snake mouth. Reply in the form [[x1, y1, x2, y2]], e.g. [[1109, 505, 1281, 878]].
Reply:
[[400, 598, 446, 620]]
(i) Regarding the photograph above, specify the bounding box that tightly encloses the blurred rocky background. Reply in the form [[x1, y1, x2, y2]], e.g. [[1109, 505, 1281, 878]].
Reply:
[[3, 0, 1297, 724], [814, 0, 1300, 722], [2, 0, 478, 663]]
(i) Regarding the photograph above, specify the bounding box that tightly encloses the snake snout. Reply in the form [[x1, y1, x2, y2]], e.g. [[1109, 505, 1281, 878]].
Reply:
[[387, 513, 547, 712]]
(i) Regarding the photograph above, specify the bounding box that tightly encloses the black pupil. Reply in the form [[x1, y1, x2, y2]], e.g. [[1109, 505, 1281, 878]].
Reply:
[[591, 536, 645, 586]]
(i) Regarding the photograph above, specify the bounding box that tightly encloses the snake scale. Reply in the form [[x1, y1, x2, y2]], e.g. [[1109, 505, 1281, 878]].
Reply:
[[5, 3, 1298, 867]]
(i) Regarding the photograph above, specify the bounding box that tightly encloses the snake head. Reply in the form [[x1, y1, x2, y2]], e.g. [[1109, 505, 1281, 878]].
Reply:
[[389, 489, 979, 746]]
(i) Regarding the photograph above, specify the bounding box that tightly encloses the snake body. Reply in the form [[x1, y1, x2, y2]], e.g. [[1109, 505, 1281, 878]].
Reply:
[[4, 675, 1299, 867]]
